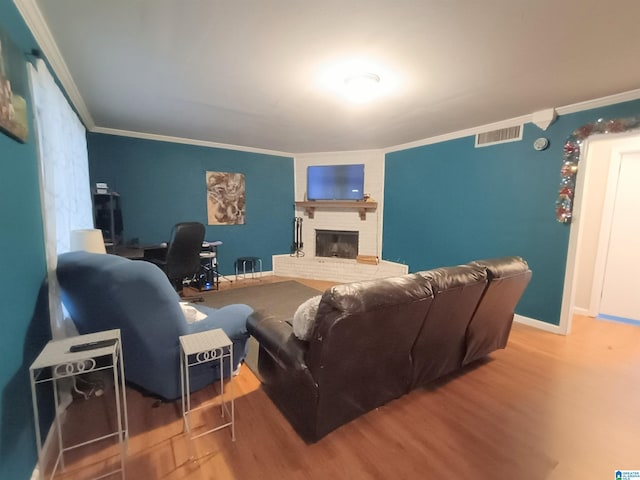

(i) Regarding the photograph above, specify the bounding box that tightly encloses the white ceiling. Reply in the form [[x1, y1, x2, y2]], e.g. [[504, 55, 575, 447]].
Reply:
[[26, 0, 640, 154]]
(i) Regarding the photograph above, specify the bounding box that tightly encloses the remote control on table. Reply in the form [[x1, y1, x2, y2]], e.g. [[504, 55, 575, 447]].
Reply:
[[69, 338, 117, 353]]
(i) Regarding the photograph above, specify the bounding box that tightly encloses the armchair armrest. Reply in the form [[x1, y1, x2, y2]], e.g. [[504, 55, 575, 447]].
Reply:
[[247, 311, 310, 371]]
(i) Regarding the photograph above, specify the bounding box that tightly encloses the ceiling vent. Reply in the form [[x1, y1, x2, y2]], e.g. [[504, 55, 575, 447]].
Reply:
[[475, 125, 523, 148]]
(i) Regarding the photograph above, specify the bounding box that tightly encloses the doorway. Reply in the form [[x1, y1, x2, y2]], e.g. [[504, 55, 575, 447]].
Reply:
[[561, 133, 640, 333], [593, 147, 640, 323]]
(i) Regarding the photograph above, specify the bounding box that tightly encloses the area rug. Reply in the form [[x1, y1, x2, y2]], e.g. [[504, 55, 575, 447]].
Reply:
[[201, 280, 323, 379]]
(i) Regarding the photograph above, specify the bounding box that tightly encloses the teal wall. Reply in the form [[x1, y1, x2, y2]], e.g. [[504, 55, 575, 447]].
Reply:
[[0, 2, 49, 479], [2, 3, 638, 478], [87, 133, 295, 275], [383, 99, 640, 325]]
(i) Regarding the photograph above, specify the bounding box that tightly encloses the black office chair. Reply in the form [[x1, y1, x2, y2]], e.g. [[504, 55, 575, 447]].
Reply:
[[150, 222, 205, 298]]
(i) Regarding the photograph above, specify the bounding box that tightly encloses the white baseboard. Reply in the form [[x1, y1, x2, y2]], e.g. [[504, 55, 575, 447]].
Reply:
[[572, 306, 590, 316], [232, 270, 273, 281], [514, 314, 566, 335], [30, 465, 40, 480]]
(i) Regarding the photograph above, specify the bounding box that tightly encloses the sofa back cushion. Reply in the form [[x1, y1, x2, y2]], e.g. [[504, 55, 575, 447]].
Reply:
[[411, 265, 488, 387], [463, 256, 532, 365], [305, 273, 433, 438]]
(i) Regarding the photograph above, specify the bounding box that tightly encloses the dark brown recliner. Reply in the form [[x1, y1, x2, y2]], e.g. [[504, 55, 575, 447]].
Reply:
[[306, 274, 434, 441], [248, 273, 433, 442], [247, 257, 531, 443], [411, 265, 488, 388], [463, 256, 532, 365]]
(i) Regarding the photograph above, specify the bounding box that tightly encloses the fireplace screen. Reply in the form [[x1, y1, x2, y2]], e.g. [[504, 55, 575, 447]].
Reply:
[[315, 230, 359, 259]]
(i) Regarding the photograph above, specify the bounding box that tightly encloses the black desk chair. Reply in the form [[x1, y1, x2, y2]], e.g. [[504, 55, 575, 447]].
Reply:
[[150, 222, 205, 299]]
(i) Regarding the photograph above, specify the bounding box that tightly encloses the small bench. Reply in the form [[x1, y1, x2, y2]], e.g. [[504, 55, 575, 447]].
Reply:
[[235, 256, 262, 280]]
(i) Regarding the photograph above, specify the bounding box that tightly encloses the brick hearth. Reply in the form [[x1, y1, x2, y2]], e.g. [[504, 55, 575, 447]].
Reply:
[[273, 254, 408, 283]]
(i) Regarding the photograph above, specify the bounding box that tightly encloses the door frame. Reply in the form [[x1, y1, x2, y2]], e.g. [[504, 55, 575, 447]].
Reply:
[[559, 132, 640, 334], [589, 139, 640, 316]]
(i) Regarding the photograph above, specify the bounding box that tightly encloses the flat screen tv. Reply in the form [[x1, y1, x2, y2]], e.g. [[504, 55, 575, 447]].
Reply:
[[307, 164, 365, 201]]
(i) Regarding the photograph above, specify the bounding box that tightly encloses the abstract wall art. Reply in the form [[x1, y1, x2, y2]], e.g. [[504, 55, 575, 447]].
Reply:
[[206, 171, 246, 225]]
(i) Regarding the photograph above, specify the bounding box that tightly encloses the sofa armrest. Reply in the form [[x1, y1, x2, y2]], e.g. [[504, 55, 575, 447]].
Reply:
[[247, 311, 309, 371]]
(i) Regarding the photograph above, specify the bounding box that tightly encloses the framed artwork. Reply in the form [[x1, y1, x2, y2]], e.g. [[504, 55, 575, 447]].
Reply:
[[0, 27, 28, 143], [206, 171, 246, 225]]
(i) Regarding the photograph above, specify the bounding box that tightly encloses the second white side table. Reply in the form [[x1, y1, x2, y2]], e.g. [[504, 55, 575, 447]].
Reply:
[[179, 329, 235, 441]]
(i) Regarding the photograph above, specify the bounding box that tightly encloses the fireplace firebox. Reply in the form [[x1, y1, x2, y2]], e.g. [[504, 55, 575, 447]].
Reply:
[[315, 230, 359, 259]]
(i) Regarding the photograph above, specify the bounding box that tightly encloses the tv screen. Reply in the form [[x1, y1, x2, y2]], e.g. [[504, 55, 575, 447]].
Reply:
[[307, 164, 364, 201]]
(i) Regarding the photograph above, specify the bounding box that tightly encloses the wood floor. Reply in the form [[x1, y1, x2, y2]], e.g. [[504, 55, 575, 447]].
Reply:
[[50, 277, 640, 480]]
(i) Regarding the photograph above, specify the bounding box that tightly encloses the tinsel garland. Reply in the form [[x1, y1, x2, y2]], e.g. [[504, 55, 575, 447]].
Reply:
[[556, 116, 640, 223]]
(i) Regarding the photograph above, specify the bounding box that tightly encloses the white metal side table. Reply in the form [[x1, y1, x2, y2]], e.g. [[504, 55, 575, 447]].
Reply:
[[29, 329, 128, 480], [179, 329, 235, 441]]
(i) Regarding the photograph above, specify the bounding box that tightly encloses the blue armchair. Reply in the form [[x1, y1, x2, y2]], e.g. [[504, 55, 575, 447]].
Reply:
[[56, 251, 252, 400]]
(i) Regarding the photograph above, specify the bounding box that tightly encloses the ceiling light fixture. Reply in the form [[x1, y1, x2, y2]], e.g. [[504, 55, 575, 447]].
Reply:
[[315, 57, 402, 105], [343, 72, 381, 104]]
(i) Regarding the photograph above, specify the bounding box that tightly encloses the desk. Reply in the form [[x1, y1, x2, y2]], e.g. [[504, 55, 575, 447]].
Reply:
[[115, 241, 222, 291], [114, 244, 166, 260]]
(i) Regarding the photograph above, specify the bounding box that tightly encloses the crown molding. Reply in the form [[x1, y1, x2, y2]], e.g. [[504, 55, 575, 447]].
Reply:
[[384, 88, 640, 154], [555, 88, 640, 115], [13, 0, 640, 156], [90, 127, 293, 158], [92, 88, 640, 157], [383, 114, 531, 153], [295, 149, 384, 158], [14, 0, 95, 129]]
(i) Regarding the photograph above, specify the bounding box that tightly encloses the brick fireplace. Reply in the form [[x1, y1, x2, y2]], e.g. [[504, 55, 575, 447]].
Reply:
[[273, 216, 406, 283], [272, 151, 407, 282], [315, 230, 359, 259]]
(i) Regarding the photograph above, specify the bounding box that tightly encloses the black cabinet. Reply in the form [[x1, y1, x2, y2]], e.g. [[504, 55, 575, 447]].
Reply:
[[93, 192, 123, 249]]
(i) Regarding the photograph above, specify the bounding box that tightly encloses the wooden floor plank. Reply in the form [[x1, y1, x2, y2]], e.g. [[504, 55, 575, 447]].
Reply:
[[52, 277, 640, 479]]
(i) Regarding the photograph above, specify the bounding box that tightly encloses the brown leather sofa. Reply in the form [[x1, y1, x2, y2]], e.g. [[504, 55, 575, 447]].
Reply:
[[247, 256, 531, 443]]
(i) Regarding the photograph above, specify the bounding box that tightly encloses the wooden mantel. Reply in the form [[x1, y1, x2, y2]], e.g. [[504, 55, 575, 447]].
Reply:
[[295, 201, 378, 220]]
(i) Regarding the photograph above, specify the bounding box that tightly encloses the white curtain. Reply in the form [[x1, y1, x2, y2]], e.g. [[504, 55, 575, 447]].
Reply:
[[29, 58, 93, 339]]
